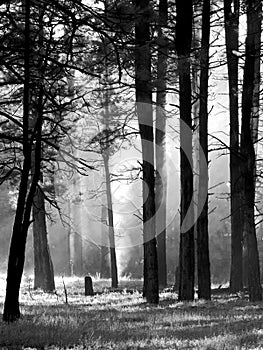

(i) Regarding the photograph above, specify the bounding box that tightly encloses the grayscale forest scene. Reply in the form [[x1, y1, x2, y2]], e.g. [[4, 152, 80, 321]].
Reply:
[[0, 0, 263, 349]]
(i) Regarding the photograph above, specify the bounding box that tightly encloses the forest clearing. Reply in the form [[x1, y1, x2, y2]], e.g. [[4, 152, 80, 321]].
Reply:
[[0, 275, 263, 350]]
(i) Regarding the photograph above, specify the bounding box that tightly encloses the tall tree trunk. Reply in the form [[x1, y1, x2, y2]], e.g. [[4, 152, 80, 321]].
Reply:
[[3, 0, 43, 321], [134, 0, 159, 304], [245, 0, 261, 290], [101, 0, 118, 288], [155, 0, 168, 288], [240, 0, 262, 302], [176, 0, 195, 301], [103, 153, 118, 288], [33, 186, 55, 291], [192, 0, 201, 290], [28, 0, 55, 291], [197, 0, 211, 300], [224, 0, 243, 293]]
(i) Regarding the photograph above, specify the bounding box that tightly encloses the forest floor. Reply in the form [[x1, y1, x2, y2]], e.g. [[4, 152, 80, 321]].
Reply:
[[0, 275, 262, 349]]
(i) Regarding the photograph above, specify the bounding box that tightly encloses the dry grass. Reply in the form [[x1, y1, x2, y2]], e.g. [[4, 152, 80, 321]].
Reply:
[[0, 274, 263, 349]]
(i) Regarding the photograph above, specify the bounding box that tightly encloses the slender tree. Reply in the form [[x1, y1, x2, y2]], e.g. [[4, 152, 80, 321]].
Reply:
[[240, 0, 262, 302], [134, 0, 159, 304], [176, 0, 195, 301], [155, 0, 168, 288], [196, 0, 211, 300], [100, 204, 110, 278], [224, 0, 243, 292], [103, 152, 118, 288]]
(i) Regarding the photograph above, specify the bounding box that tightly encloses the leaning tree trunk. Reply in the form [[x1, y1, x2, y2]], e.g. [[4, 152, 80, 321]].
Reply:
[[240, 0, 262, 302], [103, 152, 118, 288], [176, 0, 195, 301], [3, 0, 43, 321], [33, 186, 55, 291], [224, 0, 243, 293], [196, 0, 211, 300], [155, 0, 168, 288], [134, 0, 159, 304]]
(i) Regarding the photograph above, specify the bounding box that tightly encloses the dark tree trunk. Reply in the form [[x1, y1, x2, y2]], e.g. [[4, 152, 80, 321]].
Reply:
[[243, 0, 261, 292], [3, 159, 33, 322], [103, 153, 118, 288], [3, 0, 43, 321], [176, 0, 195, 301], [134, 0, 159, 304], [240, 0, 262, 302], [197, 0, 211, 300], [224, 0, 243, 293], [155, 0, 168, 288], [33, 186, 55, 291]]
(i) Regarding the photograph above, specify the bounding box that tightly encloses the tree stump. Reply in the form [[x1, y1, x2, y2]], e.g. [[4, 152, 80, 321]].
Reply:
[[85, 276, 94, 296]]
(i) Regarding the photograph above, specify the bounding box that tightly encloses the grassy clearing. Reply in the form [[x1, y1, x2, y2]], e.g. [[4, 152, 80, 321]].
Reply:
[[0, 275, 263, 349]]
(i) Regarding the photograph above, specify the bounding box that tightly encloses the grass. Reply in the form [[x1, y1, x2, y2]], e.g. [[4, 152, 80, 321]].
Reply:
[[0, 275, 263, 349]]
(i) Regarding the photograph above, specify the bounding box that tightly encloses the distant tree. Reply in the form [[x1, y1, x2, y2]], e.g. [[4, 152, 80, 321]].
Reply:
[[176, 0, 195, 301], [102, 1, 118, 287], [100, 204, 110, 278], [102, 116, 118, 288]]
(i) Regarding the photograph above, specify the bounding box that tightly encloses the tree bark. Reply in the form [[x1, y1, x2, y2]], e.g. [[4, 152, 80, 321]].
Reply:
[[224, 0, 243, 293], [155, 0, 168, 288], [240, 0, 262, 302], [33, 186, 55, 291], [176, 0, 195, 301], [196, 0, 211, 300], [134, 0, 159, 304]]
